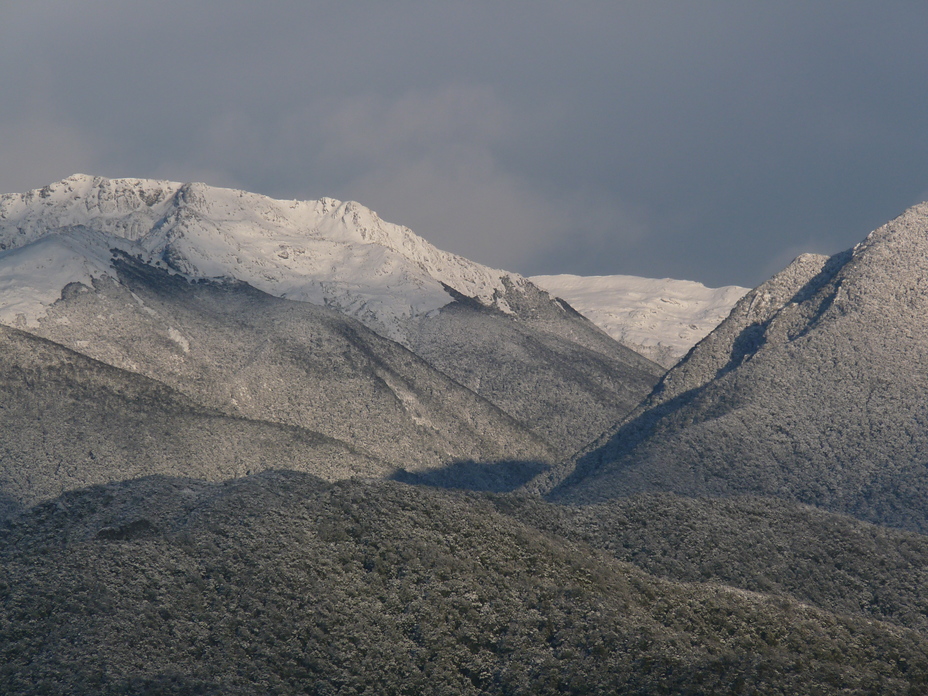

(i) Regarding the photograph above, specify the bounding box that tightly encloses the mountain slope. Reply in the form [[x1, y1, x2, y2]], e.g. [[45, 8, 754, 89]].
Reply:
[[0, 323, 391, 518], [14, 244, 554, 475], [404, 280, 662, 454], [530, 273, 748, 367], [0, 175, 662, 456], [3, 472, 928, 694], [498, 492, 928, 634], [546, 202, 928, 532]]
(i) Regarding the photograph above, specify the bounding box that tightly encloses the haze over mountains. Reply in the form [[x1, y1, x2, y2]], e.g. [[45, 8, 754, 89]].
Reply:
[[5, 174, 928, 692]]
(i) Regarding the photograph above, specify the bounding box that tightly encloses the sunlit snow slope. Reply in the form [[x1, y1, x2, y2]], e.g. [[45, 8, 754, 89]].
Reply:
[[0, 174, 527, 342], [530, 274, 748, 367]]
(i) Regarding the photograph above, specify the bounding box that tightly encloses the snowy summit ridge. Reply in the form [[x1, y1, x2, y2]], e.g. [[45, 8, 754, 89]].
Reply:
[[0, 174, 526, 341]]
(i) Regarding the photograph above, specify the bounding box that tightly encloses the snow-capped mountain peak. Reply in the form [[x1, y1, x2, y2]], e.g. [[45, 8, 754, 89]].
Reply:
[[0, 175, 526, 340]]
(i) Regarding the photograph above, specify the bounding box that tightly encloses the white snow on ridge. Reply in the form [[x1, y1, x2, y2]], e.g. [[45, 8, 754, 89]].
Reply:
[[531, 274, 748, 367], [0, 174, 747, 361], [0, 174, 526, 342], [0, 227, 149, 328]]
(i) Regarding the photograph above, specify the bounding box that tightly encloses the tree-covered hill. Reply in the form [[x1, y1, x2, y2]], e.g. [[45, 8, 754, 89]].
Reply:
[[497, 491, 928, 634], [3, 472, 928, 695]]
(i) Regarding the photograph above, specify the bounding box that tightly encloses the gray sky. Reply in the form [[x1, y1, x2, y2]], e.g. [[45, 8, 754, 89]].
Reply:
[[3, 2, 928, 288]]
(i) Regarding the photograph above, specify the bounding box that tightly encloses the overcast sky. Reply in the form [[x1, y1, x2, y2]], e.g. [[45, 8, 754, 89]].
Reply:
[[3, 2, 927, 288]]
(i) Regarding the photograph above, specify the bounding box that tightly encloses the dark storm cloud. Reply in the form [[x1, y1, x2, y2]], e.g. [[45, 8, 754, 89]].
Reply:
[[2, 1, 928, 287]]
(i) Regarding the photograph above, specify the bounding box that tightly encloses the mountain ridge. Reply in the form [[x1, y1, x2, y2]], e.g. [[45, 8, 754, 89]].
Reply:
[[0, 175, 663, 459], [5, 472, 928, 694], [0, 174, 536, 342], [544, 201, 928, 532]]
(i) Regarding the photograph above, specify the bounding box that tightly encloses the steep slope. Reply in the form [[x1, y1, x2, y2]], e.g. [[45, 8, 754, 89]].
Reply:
[[530, 273, 748, 367], [0, 323, 390, 518], [16, 243, 553, 474], [0, 175, 662, 454], [547, 202, 928, 532], [3, 472, 928, 694], [404, 280, 662, 454]]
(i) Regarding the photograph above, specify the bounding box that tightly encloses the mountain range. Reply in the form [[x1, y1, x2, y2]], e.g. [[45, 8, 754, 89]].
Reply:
[[5, 175, 928, 693], [0, 175, 662, 502]]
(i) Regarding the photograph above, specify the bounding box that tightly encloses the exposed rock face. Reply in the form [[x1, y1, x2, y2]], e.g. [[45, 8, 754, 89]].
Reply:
[[546, 203, 928, 532]]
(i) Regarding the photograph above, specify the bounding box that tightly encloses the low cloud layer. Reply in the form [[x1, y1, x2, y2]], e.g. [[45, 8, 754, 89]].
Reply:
[[3, 2, 927, 287]]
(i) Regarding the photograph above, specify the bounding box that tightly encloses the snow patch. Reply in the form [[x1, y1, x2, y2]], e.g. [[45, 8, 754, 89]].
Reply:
[[167, 327, 190, 353]]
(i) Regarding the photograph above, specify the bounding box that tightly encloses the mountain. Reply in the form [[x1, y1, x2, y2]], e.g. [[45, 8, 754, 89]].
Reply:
[[402, 280, 661, 453], [530, 273, 748, 367], [8, 241, 553, 476], [3, 472, 928, 694], [0, 175, 662, 457], [0, 174, 514, 342], [544, 202, 928, 532], [0, 322, 391, 519], [7, 175, 928, 693]]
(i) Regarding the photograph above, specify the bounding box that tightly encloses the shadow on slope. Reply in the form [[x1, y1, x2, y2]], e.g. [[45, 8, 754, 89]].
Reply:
[[391, 459, 549, 493], [0, 490, 23, 523], [532, 384, 708, 497]]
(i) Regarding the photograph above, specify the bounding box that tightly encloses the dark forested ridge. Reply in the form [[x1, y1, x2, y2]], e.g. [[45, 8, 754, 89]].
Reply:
[[498, 492, 928, 634], [4, 472, 928, 695]]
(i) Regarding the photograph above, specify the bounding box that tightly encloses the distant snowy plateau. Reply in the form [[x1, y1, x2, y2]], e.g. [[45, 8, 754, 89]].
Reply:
[[530, 275, 747, 367]]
